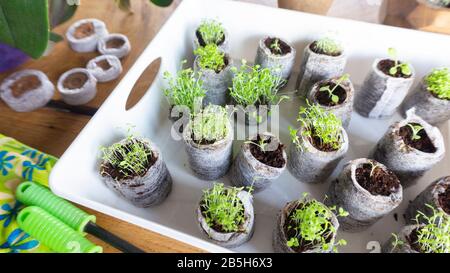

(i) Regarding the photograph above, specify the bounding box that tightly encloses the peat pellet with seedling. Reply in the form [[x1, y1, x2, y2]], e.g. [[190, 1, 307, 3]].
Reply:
[[0, 69, 54, 112], [183, 105, 233, 180], [402, 68, 450, 125], [355, 48, 415, 119], [194, 19, 229, 52], [193, 44, 233, 106], [197, 184, 254, 248], [307, 74, 354, 128], [230, 133, 287, 192], [100, 136, 172, 207], [296, 37, 347, 97], [288, 102, 348, 184], [254, 37, 296, 81], [273, 194, 347, 253], [372, 109, 445, 188], [57, 68, 97, 106], [326, 158, 402, 232], [405, 176, 450, 224], [87, 55, 123, 83], [66, 19, 109, 53]]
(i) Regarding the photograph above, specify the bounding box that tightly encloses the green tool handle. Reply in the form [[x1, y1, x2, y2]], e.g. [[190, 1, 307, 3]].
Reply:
[[16, 181, 95, 233], [18, 206, 102, 253]]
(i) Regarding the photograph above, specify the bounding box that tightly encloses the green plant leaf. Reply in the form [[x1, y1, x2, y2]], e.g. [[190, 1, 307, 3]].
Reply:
[[0, 0, 49, 59], [331, 95, 339, 103], [150, 0, 173, 7], [389, 67, 398, 75], [48, 0, 77, 28], [49, 32, 63, 42]]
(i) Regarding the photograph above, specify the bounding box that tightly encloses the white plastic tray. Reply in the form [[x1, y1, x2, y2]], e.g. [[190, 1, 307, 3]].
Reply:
[[50, 0, 450, 253]]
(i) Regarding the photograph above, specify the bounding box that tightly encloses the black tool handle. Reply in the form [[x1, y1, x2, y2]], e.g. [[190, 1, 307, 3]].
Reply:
[[85, 222, 145, 253]]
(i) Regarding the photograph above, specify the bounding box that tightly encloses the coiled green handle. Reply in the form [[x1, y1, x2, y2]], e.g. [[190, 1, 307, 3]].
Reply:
[[17, 206, 102, 253], [16, 182, 95, 233]]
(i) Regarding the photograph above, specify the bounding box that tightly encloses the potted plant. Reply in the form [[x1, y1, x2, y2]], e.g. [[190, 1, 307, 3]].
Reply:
[[354, 48, 415, 119], [66, 18, 109, 53], [98, 33, 131, 59], [288, 102, 348, 184], [193, 19, 229, 52], [193, 44, 233, 106], [372, 108, 445, 188], [306, 74, 354, 128], [57, 68, 97, 105], [183, 105, 233, 180], [196, 183, 254, 248], [383, 207, 450, 253], [405, 176, 450, 223], [326, 158, 403, 232], [230, 60, 287, 125], [0, 69, 54, 112], [100, 133, 172, 207], [230, 132, 287, 192], [86, 54, 122, 82], [254, 37, 296, 82], [296, 36, 347, 97], [273, 193, 347, 253], [402, 68, 450, 125]]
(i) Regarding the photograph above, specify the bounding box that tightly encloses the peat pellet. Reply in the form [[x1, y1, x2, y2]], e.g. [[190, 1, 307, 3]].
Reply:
[[354, 58, 415, 119], [288, 126, 348, 184], [273, 201, 339, 253], [66, 18, 108, 53], [98, 33, 131, 59], [296, 42, 347, 97], [87, 55, 122, 82], [57, 68, 97, 105], [382, 225, 420, 253], [193, 26, 229, 53], [402, 77, 450, 125], [0, 69, 54, 112], [307, 77, 355, 128], [193, 55, 233, 106], [405, 176, 450, 224], [230, 133, 287, 192], [254, 37, 296, 81], [183, 121, 233, 181], [101, 138, 172, 208], [197, 190, 254, 248], [326, 158, 403, 232], [372, 109, 445, 188]]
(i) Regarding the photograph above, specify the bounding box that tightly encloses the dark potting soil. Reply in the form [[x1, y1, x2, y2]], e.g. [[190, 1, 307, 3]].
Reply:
[[100, 141, 157, 181], [200, 199, 245, 233], [309, 128, 340, 152], [399, 123, 437, 153], [264, 37, 291, 56], [309, 41, 341, 57], [196, 30, 225, 47], [315, 82, 347, 106], [408, 228, 425, 253], [355, 163, 400, 196], [192, 133, 216, 146], [377, 59, 412, 78], [10, 75, 41, 98], [249, 135, 286, 168], [438, 183, 450, 215]]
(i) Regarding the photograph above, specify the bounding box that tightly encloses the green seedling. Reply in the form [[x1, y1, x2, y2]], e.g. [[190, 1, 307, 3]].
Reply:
[[319, 74, 350, 104], [407, 123, 424, 141], [194, 44, 226, 73], [270, 38, 282, 54], [198, 19, 225, 46], [191, 105, 229, 143], [425, 68, 450, 100], [314, 37, 342, 56], [201, 183, 246, 233], [387, 48, 412, 76], [245, 137, 268, 153]]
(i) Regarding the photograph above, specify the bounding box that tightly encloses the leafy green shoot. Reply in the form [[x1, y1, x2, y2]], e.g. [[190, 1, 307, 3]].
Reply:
[[367, 161, 380, 178], [194, 44, 226, 73], [197, 19, 225, 46], [425, 68, 450, 100], [163, 60, 206, 112], [319, 74, 350, 104], [191, 105, 230, 144], [387, 48, 412, 76], [245, 137, 268, 153], [413, 205, 450, 253], [407, 123, 424, 141], [270, 38, 282, 55], [201, 183, 246, 233], [286, 193, 347, 252], [314, 37, 342, 56]]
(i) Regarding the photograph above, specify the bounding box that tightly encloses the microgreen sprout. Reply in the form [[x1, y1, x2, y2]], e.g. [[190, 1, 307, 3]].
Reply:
[[191, 105, 230, 143], [319, 74, 350, 104], [194, 44, 226, 73], [245, 137, 268, 153], [201, 183, 246, 233], [425, 68, 450, 100], [314, 37, 342, 56], [367, 161, 379, 178], [286, 193, 347, 252], [387, 48, 412, 76], [407, 123, 424, 141], [230, 60, 287, 107], [270, 38, 282, 54], [101, 134, 152, 179], [197, 19, 225, 46], [163, 60, 206, 112]]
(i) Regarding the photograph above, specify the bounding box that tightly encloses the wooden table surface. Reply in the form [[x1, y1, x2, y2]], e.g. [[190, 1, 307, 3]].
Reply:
[[0, 0, 448, 253]]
